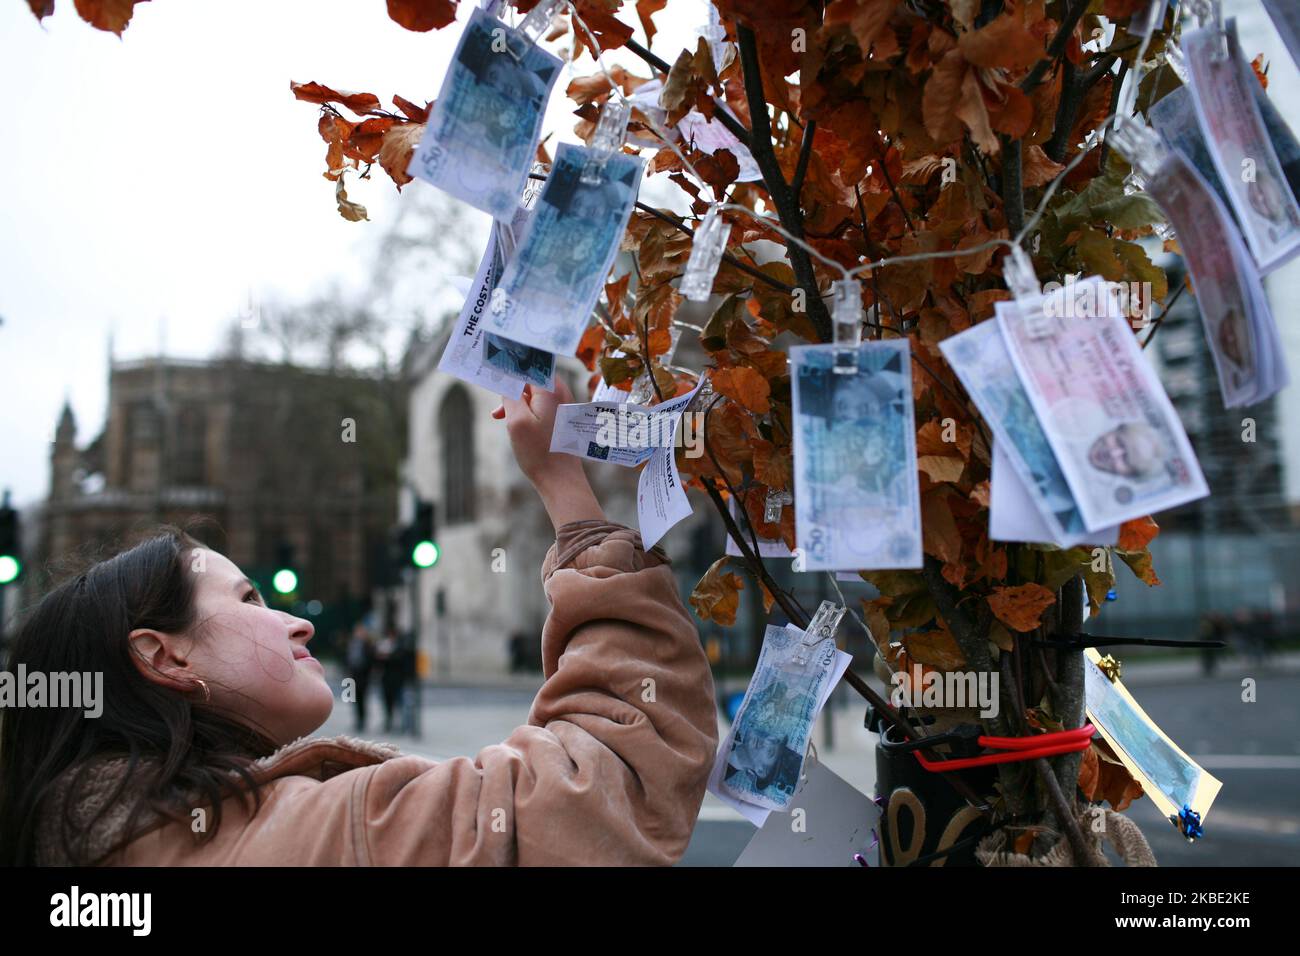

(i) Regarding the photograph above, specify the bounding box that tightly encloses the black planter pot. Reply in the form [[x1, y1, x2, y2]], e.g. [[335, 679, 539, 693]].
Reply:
[[874, 723, 997, 867]]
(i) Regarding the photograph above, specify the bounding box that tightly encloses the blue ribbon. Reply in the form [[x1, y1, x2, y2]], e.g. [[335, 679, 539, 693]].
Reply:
[[1177, 804, 1204, 841]]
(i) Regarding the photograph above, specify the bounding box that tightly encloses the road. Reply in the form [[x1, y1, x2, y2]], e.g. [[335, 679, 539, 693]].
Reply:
[[318, 656, 1300, 866]]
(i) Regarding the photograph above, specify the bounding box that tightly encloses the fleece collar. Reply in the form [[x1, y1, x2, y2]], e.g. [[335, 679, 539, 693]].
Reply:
[[36, 734, 404, 865]]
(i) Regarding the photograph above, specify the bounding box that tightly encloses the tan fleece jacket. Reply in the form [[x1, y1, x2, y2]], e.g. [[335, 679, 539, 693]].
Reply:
[[35, 520, 718, 866]]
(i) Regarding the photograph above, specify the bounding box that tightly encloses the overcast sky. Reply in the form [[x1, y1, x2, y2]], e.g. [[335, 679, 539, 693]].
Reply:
[[0, 0, 708, 508], [1, 0, 1297, 510]]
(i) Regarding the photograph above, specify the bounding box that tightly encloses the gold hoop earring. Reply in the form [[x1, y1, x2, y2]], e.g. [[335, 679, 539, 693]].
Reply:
[[193, 679, 211, 704]]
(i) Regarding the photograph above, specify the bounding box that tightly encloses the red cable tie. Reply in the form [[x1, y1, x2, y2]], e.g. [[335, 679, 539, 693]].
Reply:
[[978, 723, 1095, 750], [911, 724, 1095, 773]]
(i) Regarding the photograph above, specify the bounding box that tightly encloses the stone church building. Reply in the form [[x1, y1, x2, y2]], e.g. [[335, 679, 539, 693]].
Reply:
[[36, 354, 402, 655]]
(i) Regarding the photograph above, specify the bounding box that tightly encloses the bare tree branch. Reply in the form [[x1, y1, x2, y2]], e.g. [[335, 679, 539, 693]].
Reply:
[[735, 24, 833, 342]]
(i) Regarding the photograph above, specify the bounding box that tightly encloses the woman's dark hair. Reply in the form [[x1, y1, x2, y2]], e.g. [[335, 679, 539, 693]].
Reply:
[[0, 526, 279, 866]]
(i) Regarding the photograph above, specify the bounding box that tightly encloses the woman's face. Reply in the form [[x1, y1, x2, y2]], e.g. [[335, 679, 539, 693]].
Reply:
[[183, 549, 334, 745]]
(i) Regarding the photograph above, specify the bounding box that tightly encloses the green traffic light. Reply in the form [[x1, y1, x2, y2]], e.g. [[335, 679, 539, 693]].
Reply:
[[272, 568, 298, 594], [412, 541, 439, 568], [0, 555, 19, 585]]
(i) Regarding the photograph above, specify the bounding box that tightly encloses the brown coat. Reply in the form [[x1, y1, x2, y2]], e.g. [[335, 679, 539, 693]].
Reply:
[[36, 520, 719, 866]]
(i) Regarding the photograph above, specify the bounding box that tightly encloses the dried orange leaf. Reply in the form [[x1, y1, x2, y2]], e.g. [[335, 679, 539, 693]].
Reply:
[[385, 0, 457, 32], [689, 557, 744, 626], [987, 583, 1056, 633]]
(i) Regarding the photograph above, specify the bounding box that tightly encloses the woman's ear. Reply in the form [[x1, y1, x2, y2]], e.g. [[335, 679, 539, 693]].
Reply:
[[128, 628, 193, 692]]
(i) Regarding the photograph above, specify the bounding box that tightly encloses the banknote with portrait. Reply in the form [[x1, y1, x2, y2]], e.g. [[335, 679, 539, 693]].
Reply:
[[941, 319, 1102, 546], [719, 624, 840, 811], [996, 277, 1208, 531], [407, 7, 561, 222], [1183, 18, 1300, 273], [1150, 72, 1300, 215], [488, 142, 644, 356], [790, 339, 921, 571], [1145, 149, 1288, 407]]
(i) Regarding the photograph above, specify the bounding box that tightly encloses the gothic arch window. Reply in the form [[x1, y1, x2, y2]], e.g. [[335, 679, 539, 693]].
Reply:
[[439, 385, 475, 525]]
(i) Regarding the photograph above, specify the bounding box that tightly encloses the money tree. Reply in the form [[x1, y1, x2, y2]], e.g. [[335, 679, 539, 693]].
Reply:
[[38, 0, 1187, 865]]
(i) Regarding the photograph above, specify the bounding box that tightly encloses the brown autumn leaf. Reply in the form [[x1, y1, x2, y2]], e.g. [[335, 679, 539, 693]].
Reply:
[[921, 487, 962, 564], [923, 49, 967, 146], [752, 438, 793, 491], [1022, 144, 1065, 187], [988, 84, 1032, 138], [902, 626, 967, 670], [385, 0, 457, 32], [72, 0, 147, 35], [335, 176, 369, 222], [711, 366, 771, 414], [319, 113, 356, 180], [379, 122, 424, 189], [988, 621, 1014, 652], [392, 94, 431, 124], [689, 557, 744, 626], [349, 116, 398, 163], [1251, 54, 1268, 91], [567, 73, 617, 107], [291, 81, 384, 116], [598, 354, 637, 386], [859, 598, 893, 650], [1079, 739, 1145, 811], [27, 1, 56, 21], [957, 67, 998, 154], [1118, 549, 1161, 587], [661, 37, 719, 124], [987, 583, 1056, 633], [1103, 0, 1148, 19], [575, 323, 612, 371], [1117, 515, 1159, 552], [571, 1, 635, 58], [695, 149, 741, 198], [957, 12, 1044, 70], [635, 0, 669, 46], [917, 454, 964, 484], [823, 0, 900, 57]]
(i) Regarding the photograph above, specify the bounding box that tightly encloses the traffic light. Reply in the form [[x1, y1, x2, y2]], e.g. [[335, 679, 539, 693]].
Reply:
[[0, 492, 20, 586], [409, 500, 439, 569], [272, 542, 298, 595]]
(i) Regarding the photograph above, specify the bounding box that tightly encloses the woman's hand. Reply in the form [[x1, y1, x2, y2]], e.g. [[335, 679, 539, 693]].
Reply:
[[492, 378, 605, 530]]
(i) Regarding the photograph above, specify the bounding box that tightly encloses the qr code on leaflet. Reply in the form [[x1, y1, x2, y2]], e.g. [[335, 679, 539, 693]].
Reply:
[[586, 442, 610, 460]]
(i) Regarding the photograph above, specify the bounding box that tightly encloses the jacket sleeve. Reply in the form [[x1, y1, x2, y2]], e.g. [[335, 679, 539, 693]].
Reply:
[[355, 519, 719, 866]]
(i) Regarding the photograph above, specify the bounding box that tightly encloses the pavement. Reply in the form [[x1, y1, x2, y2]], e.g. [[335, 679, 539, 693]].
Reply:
[[317, 651, 1300, 866]]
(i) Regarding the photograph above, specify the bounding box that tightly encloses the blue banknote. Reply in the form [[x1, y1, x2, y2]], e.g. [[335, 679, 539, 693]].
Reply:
[[790, 338, 922, 571], [408, 7, 561, 221], [482, 332, 555, 390], [488, 142, 643, 356], [721, 624, 839, 811]]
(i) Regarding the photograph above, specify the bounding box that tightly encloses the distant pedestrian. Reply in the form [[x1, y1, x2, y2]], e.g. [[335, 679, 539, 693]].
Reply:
[[397, 631, 419, 737], [346, 623, 375, 734], [376, 627, 404, 734]]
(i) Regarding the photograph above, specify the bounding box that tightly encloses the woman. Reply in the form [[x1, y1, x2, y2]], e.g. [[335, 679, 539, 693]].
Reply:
[[0, 380, 718, 866]]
